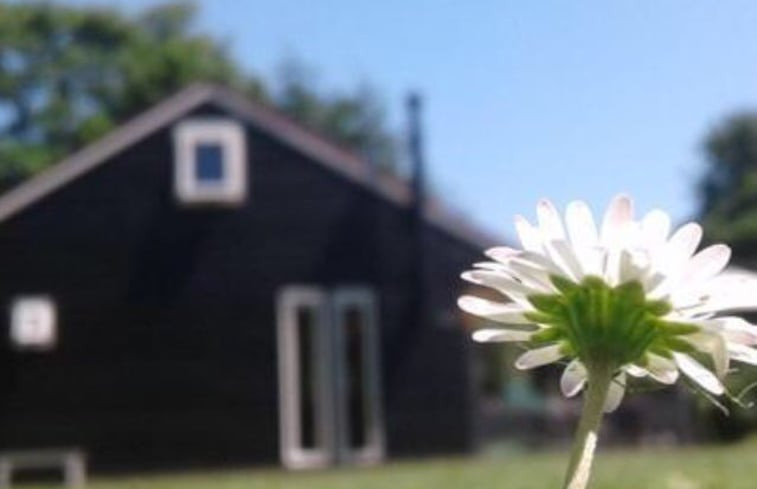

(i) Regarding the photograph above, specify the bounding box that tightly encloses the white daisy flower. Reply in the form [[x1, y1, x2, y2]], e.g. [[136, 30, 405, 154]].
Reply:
[[458, 194, 757, 412]]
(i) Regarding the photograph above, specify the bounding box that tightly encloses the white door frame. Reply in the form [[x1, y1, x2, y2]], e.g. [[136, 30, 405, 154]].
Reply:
[[332, 287, 385, 465], [276, 287, 336, 469], [276, 285, 385, 469]]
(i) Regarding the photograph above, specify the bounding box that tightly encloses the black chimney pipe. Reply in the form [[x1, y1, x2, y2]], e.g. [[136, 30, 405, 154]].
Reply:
[[384, 92, 429, 390], [407, 92, 425, 216], [406, 92, 426, 333]]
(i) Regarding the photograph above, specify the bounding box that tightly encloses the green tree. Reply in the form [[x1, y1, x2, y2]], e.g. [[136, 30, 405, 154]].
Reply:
[[698, 113, 757, 260], [0, 1, 398, 190], [274, 57, 398, 173], [697, 112, 757, 440]]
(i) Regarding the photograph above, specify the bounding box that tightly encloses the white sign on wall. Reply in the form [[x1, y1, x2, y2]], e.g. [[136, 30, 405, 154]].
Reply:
[[10, 297, 57, 350]]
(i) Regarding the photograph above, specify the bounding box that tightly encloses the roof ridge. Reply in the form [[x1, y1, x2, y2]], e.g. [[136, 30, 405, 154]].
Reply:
[[0, 82, 500, 248]]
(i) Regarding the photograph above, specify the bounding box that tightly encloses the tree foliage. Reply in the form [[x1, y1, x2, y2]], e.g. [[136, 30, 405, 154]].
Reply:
[[274, 58, 398, 173], [698, 113, 757, 260], [697, 113, 757, 440], [0, 1, 398, 190]]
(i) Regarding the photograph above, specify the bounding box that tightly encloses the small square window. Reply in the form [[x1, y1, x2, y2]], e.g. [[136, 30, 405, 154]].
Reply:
[[10, 297, 57, 350], [195, 143, 225, 183], [173, 119, 247, 205]]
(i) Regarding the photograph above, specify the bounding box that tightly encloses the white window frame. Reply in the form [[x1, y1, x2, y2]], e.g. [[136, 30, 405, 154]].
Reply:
[[9, 296, 57, 351], [332, 287, 385, 465], [173, 118, 247, 205], [276, 287, 336, 469]]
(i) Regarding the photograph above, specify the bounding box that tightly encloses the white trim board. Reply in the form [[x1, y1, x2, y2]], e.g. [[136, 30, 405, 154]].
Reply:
[[331, 287, 385, 465], [0, 84, 215, 222], [276, 287, 336, 469], [0, 83, 499, 248]]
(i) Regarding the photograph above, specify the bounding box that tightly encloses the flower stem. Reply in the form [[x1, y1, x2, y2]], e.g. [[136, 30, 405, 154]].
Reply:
[[561, 364, 615, 489]]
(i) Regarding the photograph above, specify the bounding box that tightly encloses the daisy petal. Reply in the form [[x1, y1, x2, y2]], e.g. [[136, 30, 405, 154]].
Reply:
[[682, 269, 757, 314], [728, 344, 757, 366], [462, 270, 543, 296], [684, 331, 728, 378], [601, 194, 633, 247], [667, 223, 703, 261], [517, 251, 565, 276], [544, 239, 584, 280], [473, 261, 507, 271], [650, 223, 705, 298], [688, 288, 757, 314], [693, 317, 757, 345], [645, 354, 679, 384], [603, 372, 626, 413], [624, 364, 648, 378], [565, 200, 598, 250], [514, 215, 543, 253], [681, 244, 731, 285], [472, 328, 535, 343], [507, 258, 555, 291], [719, 317, 757, 345], [560, 359, 588, 397], [537, 199, 566, 241], [659, 223, 703, 280], [641, 209, 671, 249], [578, 246, 606, 278], [673, 353, 724, 395], [515, 344, 565, 370], [618, 248, 651, 285], [484, 246, 520, 264], [457, 296, 532, 324]]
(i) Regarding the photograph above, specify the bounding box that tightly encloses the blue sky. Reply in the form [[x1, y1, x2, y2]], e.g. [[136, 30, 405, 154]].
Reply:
[[68, 0, 757, 238]]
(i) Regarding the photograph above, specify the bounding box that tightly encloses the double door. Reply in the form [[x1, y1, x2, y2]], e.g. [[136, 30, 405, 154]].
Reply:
[[277, 286, 384, 469]]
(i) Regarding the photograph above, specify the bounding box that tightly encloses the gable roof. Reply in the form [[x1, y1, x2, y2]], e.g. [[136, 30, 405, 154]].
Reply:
[[0, 83, 499, 248]]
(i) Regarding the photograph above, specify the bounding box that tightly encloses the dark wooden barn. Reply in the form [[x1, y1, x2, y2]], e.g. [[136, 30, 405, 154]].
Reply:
[[0, 84, 495, 473]]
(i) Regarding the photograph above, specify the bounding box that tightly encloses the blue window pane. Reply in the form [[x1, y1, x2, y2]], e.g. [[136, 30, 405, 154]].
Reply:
[[195, 143, 225, 183]]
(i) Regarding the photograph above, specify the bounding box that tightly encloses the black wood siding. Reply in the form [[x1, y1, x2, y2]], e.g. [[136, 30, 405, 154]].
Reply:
[[0, 102, 482, 471]]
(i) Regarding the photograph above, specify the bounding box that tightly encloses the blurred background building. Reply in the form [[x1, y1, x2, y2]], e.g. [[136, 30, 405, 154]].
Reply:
[[0, 81, 494, 471]]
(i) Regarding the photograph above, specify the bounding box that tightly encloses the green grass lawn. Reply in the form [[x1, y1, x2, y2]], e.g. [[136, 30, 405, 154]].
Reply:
[[24, 438, 757, 489]]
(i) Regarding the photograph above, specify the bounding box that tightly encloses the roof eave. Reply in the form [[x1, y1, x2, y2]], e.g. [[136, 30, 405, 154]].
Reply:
[[0, 83, 500, 249]]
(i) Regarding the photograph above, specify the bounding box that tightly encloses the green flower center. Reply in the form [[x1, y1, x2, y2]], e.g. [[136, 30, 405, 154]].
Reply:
[[525, 276, 698, 369]]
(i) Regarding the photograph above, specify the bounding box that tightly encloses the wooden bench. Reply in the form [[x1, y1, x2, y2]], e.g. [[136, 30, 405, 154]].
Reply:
[[0, 449, 86, 488]]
